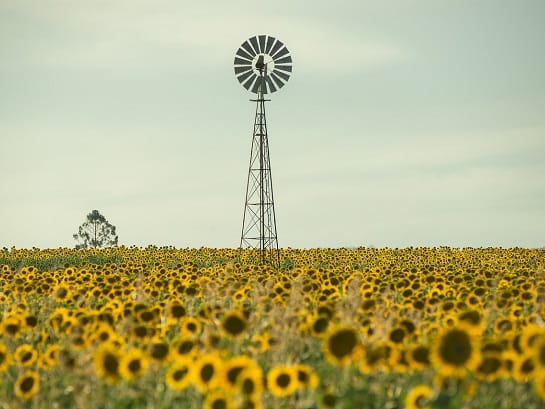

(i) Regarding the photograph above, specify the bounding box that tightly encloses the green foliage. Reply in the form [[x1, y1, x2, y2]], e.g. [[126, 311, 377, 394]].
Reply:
[[73, 210, 118, 249], [0, 253, 122, 271]]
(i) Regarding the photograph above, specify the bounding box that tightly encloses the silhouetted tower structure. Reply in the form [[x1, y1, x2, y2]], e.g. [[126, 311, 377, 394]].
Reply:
[[234, 35, 293, 265]]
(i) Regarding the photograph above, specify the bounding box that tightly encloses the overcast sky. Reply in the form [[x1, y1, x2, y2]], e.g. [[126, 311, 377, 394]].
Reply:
[[1, 0, 544, 249]]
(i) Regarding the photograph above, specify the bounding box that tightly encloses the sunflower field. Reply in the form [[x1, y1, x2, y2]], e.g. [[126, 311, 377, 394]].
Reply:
[[1, 246, 545, 408]]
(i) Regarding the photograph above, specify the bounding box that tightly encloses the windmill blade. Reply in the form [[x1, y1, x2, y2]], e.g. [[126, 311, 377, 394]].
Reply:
[[234, 56, 252, 66], [240, 40, 256, 58], [234, 65, 253, 75], [266, 76, 277, 93], [272, 69, 290, 82], [269, 39, 283, 57], [272, 46, 289, 60], [237, 70, 255, 84], [265, 36, 276, 54], [275, 64, 292, 73], [236, 48, 254, 61], [243, 74, 257, 91], [270, 71, 286, 89], [235, 65, 252, 75], [249, 36, 260, 55], [274, 55, 292, 65], [258, 35, 266, 53]]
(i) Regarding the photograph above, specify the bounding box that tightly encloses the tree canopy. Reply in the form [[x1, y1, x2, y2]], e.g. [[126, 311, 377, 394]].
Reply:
[[73, 210, 118, 249]]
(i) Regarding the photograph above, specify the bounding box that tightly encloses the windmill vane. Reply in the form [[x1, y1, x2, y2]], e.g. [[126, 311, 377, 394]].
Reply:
[[235, 35, 293, 266]]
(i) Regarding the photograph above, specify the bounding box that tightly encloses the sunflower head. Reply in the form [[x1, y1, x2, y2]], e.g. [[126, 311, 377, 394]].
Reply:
[[202, 389, 234, 409], [323, 326, 361, 367], [14, 344, 38, 367], [93, 343, 121, 384], [165, 358, 192, 391], [148, 340, 170, 363], [221, 312, 248, 338], [0, 343, 12, 372], [431, 324, 480, 376], [266, 365, 298, 397], [294, 363, 319, 389], [120, 348, 148, 380], [192, 353, 223, 393], [14, 370, 40, 400], [405, 384, 434, 409], [475, 353, 503, 381]]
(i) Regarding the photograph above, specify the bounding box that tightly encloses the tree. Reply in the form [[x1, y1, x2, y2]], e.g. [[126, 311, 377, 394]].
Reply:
[[73, 210, 118, 249]]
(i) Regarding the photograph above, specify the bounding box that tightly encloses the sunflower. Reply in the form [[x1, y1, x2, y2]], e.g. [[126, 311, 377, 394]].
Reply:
[[513, 353, 536, 382], [222, 355, 258, 391], [14, 370, 39, 399], [475, 353, 503, 381], [533, 337, 545, 369], [148, 340, 170, 364], [359, 342, 392, 374], [23, 314, 39, 330], [534, 371, 545, 401], [405, 384, 433, 409], [205, 332, 222, 350], [237, 365, 264, 397], [266, 365, 298, 397], [93, 343, 121, 384], [192, 353, 223, 393], [520, 324, 544, 351], [323, 326, 361, 367], [221, 312, 247, 338], [130, 324, 154, 341], [310, 315, 330, 337], [165, 358, 192, 391], [167, 301, 187, 320], [137, 308, 156, 324], [431, 325, 480, 376], [0, 343, 12, 372], [294, 363, 319, 389], [388, 327, 406, 345], [250, 331, 277, 354], [239, 396, 263, 409], [320, 390, 338, 408], [202, 389, 235, 409], [407, 344, 431, 370], [120, 348, 148, 380], [2, 315, 22, 337], [457, 309, 484, 334], [39, 344, 59, 369], [181, 317, 202, 337], [91, 323, 116, 345], [500, 349, 518, 375], [390, 347, 410, 373], [53, 284, 72, 302], [14, 344, 38, 367]]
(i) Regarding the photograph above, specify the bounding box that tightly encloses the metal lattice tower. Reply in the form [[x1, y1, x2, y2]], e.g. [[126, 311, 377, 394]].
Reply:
[[234, 35, 293, 265], [240, 70, 279, 265]]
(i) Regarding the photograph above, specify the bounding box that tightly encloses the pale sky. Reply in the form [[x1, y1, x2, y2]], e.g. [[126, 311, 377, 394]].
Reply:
[[1, 0, 544, 249]]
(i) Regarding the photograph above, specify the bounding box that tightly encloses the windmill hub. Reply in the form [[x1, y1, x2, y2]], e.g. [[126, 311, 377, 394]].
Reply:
[[255, 55, 265, 70]]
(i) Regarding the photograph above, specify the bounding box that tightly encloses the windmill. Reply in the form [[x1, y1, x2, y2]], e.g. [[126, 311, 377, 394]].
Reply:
[[234, 35, 293, 266]]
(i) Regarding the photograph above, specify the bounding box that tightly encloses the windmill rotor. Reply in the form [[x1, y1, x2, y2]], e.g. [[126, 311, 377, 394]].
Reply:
[[234, 35, 293, 94]]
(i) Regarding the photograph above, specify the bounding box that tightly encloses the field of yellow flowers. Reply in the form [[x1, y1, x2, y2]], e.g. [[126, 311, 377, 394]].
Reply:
[[1, 246, 545, 408]]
